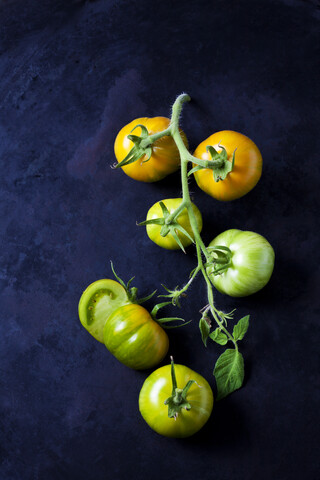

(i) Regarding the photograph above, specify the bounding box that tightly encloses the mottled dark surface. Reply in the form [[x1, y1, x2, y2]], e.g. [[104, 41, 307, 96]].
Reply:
[[0, 0, 319, 479]]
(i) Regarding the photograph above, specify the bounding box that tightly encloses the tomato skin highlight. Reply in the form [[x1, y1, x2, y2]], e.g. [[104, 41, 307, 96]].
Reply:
[[146, 198, 203, 250], [139, 363, 214, 438], [103, 304, 169, 370], [114, 117, 188, 182], [78, 279, 129, 343], [207, 229, 275, 297], [193, 130, 262, 201]]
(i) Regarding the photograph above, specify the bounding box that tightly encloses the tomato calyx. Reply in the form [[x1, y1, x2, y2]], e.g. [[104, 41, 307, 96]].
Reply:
[[114, 124, 153, 168], [189, 145, 236, 182], [110, 261, 156, 304], [206, 245, 233, 275], [111, 263, 191, 330], [139, 201, 194, 253], [158, 284, 186, 308], [164, 357, 197, 419]]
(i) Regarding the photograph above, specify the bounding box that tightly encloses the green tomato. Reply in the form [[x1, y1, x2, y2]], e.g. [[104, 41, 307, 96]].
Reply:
[[139, 361, 214, 438], [145, 198, 203, 250], [78, 279, 129, 343], [103, 304, 169, 370], [206, 229, 275, 297]]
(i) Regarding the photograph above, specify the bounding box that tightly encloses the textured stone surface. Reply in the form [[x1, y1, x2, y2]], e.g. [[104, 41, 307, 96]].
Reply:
[[0, 0, 319, 479]]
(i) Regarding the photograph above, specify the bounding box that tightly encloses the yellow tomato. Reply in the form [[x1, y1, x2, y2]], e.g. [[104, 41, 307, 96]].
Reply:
[[193, 130, 262, 201], [114, 117, 188, 182]]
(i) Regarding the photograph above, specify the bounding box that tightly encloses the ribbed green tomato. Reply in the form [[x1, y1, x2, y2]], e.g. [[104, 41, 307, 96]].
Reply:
[[139, 362, 214, 438], [146, 198, 202, 250], [206, 229, 275, 297], [78, 279, 129, 343], [103, 304, 169, 370]]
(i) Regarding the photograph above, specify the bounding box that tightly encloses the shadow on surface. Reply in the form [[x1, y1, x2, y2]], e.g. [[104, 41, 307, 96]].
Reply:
[[183, 398, 248, 450]]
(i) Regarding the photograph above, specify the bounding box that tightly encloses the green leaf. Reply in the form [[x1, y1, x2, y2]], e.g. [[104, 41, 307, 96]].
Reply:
[[209, 328, 228, 345], [199, 315, 211, 347], [233, 315, 250, 342], [214, 349, 244, 400]]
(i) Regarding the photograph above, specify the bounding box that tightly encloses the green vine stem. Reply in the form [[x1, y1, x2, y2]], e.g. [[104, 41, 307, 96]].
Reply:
[[168, 95, 236, 345], [123, 93, 250, 400], [140, 126, 172, 148], [167, 94, 250, 399]]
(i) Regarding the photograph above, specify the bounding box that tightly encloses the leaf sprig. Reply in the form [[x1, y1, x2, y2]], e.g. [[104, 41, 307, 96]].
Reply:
[[200, 312, 249, 399]]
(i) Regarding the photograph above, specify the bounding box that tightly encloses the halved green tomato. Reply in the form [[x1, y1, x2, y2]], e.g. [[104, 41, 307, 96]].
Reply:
[[78, 279, 129, 342]]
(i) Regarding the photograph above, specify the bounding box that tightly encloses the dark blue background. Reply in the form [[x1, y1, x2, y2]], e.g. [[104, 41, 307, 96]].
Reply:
[[1, 0, 319, 479]]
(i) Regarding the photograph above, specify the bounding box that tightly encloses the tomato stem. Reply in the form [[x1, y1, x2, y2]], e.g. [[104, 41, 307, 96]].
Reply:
[[140, 126, 172, 148], [164, 357, 196, 418], [168, 94, 238, 351], [164, 200, 187, 224]]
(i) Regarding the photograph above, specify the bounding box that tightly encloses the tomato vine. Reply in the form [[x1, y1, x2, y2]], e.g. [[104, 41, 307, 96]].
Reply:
[[113, 93, 274, 400]]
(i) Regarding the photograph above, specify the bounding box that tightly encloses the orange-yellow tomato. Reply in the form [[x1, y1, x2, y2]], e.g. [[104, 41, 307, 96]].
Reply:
[[114, 117, 188, 183], [193, 131, 262, 201]]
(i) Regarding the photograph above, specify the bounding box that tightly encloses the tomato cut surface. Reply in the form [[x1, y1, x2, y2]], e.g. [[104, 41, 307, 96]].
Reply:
[[78, 279, 129, 343]]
